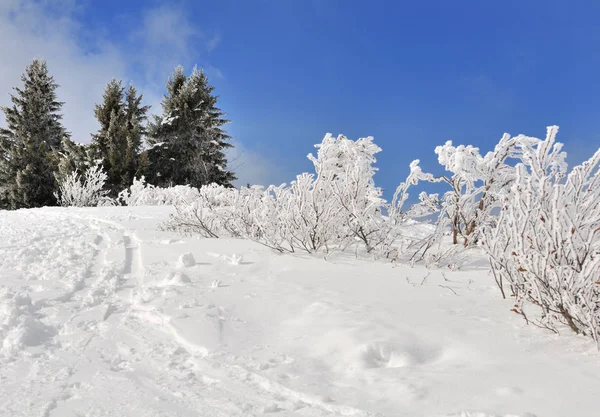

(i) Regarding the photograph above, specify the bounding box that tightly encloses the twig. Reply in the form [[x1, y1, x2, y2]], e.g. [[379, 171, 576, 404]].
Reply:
[[440, 271, 459, 283], [439, 285, 459, 296]]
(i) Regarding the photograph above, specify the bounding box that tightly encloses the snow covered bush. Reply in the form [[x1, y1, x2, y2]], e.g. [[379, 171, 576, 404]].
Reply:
[[165, 134, 439, 256], [54, 163, 109, 207], [118, 176, 200, 206], [377, 161, 441, 261], [432, 133, 526, 247], [163, 183, 236, 239], [481, 126, 600, 344], [307, 134, 383, 252]]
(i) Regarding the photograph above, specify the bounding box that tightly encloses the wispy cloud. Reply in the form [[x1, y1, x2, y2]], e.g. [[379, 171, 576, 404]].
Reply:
[[128, 6, 201, 91], [207, 33, 221, 52], [226, 140, 285, 187], [206, 65, 225, 80]]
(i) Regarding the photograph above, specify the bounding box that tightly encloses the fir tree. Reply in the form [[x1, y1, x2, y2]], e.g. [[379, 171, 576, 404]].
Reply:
[[145, 66, 236, 188], [8, 135, 58, 209], [54, 138, 94, 183], [91, 79, 125, 166], [91, 80, 149, 195], [123, 85, 150, 186], [0, 58, 68, 209]]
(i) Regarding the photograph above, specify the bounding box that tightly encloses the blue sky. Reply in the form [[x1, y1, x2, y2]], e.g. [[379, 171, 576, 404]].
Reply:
[[1, 0, 600, 195]]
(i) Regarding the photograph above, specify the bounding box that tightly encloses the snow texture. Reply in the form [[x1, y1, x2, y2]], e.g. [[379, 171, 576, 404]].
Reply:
[[0, 206, 598, 417]]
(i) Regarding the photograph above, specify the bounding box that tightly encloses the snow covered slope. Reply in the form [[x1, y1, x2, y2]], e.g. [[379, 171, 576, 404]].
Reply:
[[0, 206, 598, 417]]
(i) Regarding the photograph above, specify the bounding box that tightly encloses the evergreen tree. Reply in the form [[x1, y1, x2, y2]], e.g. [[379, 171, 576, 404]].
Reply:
[[123, 85, 150, 186], [145, 66, 236, 188], [8, 135, 58, 209], [91, 79, 125, 175], [0, 58, 68, 209], [54, 138, 94, 183], [91, 80, 149, 195]]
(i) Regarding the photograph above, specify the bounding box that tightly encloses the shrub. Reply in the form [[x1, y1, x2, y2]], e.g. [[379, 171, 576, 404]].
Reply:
[[54, 164, 109, 207], [481, 126, 600, 345], [117, 176, 200, 206], [164, 134, 439, 256]]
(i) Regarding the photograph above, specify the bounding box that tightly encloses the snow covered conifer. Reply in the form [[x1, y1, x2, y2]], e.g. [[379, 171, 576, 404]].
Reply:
[[91, 80, 149, 196], [0, 59, 68, 150], [123, 85, 150, 187], [145, 66, 236, 188], [3, 136, 56, 209], [54, 138, 95, 184], [0, 59, 68, 209]]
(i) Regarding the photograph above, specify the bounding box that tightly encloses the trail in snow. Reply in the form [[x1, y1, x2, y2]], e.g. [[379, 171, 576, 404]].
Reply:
[[0, 206, 599, 417]]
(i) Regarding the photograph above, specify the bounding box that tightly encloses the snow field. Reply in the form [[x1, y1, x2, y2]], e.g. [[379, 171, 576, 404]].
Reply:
[[0, 206, 599, 417]]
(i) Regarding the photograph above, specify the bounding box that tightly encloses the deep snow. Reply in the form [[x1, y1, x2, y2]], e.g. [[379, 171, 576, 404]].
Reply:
[[0, 206, 598, 417]]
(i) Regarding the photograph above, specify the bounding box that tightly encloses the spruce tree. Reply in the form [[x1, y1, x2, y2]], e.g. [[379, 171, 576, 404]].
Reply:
[[145, 66, 236, 188], [9, 135, 58, 209], [123, 85, 150, 186], [0, 58, 68, 209], [91, 79, 124, 173], [54, 138, 94, 183], [91, 80, 148, 195]]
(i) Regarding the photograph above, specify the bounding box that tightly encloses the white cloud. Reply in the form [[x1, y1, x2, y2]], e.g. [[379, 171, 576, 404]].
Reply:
[[226, 140, 284, 187], [205, 65, 225, 80], [0, 0, 127, 142], [129, 6, 199, 92], [0, 0, 274, 186], [207, 33, 221, 52]]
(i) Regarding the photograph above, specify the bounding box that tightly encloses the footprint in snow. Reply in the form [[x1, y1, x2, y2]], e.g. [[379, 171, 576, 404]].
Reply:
[[206, 252, 245, 265], [211, 279, 226, 288], [362, 340, 442, 369], [166, 271, 191, 285]]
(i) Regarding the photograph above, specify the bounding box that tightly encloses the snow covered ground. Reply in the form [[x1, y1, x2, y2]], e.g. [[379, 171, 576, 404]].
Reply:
[[0, 206, 599, 417]]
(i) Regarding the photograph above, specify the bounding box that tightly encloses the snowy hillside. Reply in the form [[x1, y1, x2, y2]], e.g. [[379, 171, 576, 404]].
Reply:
[[0, 206, 599, 417]]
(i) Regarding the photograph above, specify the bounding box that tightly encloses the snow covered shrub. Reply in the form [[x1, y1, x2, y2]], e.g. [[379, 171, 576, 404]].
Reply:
[[481, 126, 600, 344], [235, 134, 437, 254], [433, 133, 524, 247], [228, 184, 297, 252], [165, 133, 440, 256], [118, 176, 200, 206], [163, 183, 236, 238], [307, 134, 383, 252], [54, 163, 109, 207], [375, 161, 441, 261]]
